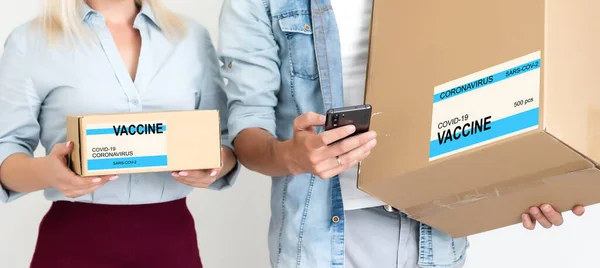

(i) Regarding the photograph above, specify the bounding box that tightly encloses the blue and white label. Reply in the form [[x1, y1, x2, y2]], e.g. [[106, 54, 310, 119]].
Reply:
[[430, 51, 541, 161], [85, 121, 168, 171]]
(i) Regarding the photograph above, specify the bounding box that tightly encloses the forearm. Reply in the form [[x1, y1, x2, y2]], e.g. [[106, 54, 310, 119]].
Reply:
[[233, 128, 293, 177], [0, 153, 49, 193]]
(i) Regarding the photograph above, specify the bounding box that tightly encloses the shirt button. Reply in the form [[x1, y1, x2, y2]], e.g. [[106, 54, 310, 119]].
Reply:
[[227, 61, 233, 69], [332, 216, 340, 223], [130, 99, 139, 105], [384, 204, 396, 213]]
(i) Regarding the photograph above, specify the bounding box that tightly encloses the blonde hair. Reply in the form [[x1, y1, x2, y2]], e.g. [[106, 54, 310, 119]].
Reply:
[[38, 0, 187, 44]]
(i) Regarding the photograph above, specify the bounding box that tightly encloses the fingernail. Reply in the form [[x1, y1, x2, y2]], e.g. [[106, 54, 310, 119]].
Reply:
[[109, 176, 119, 181], [66, 141, 72, 148], [368, 139, 377, 148], [92, 178, 102, 183], [521, 214, 527, 222], [346, 125, 356, 133], [530, 207, 538, 215], [542, 204, 552, 213], [178, 171, 188, 176], [210, 170, 217, 177], [319, 115, 326, 123], [171, 172, 179, 177]]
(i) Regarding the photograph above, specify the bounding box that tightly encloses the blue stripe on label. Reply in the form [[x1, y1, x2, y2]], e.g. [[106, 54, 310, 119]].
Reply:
[[86, 125, 166, 135], [86, 128, 115, 135], [433, 59, 541, 103], [429, 108, 539, 159], [87, 155, 168, 170]]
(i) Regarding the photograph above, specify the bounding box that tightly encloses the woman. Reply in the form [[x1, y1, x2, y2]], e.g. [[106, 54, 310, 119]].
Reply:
[[0, 0, 239, 267]]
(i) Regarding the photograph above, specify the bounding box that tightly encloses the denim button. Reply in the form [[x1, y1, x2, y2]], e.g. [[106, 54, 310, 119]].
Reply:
[[332, 216, 340, 223]]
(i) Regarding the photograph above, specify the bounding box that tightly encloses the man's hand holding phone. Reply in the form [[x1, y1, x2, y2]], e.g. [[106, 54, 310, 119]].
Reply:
[[279, 112, 377, 179]]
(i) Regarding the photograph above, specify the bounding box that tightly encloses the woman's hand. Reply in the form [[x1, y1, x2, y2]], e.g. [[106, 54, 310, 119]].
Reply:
[[172, 146, 237, 188], [171, 168, 221, 188], [40, 141, 118, 198], [522, 204, 585, 230]]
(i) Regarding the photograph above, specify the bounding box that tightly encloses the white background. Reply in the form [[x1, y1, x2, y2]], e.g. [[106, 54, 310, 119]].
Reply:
[[0, 1, 598, 267]]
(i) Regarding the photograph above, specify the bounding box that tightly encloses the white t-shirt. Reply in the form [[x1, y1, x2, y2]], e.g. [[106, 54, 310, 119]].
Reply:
[[330, 0, 385, 211]]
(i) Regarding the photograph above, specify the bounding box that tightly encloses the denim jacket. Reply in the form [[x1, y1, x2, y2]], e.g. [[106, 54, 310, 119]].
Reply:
[[218, 0, 468, 267]]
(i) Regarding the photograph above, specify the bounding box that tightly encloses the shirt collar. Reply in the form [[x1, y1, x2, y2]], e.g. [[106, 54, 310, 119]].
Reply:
[[79, 1, 161, 29], [138, 1, 160, 29], [80, 2, 96, 22]]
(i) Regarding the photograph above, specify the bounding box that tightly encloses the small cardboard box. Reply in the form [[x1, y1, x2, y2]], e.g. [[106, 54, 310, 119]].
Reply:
[[66, 110, 222, 176], [360, 0, 600, 237]]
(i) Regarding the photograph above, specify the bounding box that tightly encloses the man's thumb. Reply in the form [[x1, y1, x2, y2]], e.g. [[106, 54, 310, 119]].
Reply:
[[51, 141, 74, 157], [294, 112, 326, 130]]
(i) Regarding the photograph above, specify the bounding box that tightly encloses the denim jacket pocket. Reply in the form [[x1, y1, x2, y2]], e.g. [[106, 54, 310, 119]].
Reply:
[[278, 14, 319, 80]]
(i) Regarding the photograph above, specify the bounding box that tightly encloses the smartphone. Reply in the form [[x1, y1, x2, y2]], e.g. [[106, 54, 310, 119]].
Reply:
[[324, 104, 372, 137]]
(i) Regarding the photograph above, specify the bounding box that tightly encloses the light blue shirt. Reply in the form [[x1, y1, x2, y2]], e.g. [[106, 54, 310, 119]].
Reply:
[[0, 3, 239, 204], [218, 0, 468, 267]]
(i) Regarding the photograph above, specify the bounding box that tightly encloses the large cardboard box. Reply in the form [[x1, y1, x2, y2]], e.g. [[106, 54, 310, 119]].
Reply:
[[360, 0, 600, 237], [67, 110, 222, 177]]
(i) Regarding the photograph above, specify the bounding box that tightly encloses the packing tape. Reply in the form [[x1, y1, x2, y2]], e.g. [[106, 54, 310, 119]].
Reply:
[[403, 162, 589, 219], [588, 107, 600, 164]]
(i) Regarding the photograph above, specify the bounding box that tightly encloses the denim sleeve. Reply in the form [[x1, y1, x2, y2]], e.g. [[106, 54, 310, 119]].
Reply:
[[194, 24, 241, 190], [218, 0, 281, 142], [0, 29, 41, 202]]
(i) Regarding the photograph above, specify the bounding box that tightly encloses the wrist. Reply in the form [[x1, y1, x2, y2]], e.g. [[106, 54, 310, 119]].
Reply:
[[31, 157, 53, 189], [272, 139, 299, 175], [218, 145, 236, 177]]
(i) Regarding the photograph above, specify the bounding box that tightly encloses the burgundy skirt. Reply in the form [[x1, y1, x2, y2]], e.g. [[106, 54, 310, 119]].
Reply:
[[30, 198, 202, 268]]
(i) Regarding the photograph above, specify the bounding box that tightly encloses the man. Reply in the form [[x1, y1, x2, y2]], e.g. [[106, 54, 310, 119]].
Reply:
[[217, 0, 585, 267]]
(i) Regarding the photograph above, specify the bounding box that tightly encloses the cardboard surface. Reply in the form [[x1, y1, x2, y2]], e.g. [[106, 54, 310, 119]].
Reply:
[[542, 0, 600, 164], [360, 0, 600, 237], [67, 110, 222, 176]]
